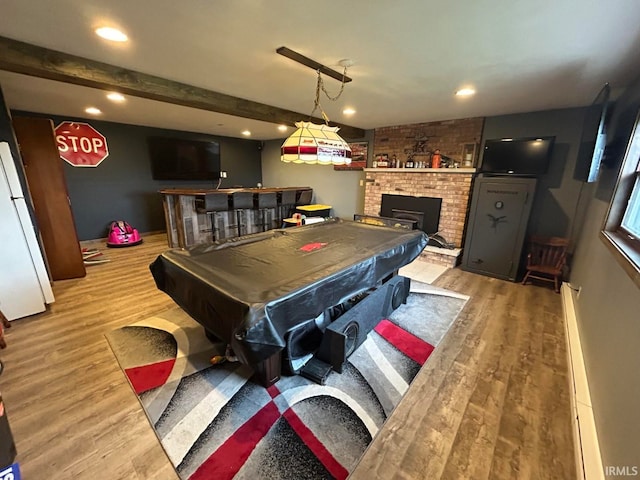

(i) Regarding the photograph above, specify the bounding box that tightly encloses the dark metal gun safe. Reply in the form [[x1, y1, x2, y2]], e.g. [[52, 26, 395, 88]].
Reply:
[[461, 175, 537, 281]]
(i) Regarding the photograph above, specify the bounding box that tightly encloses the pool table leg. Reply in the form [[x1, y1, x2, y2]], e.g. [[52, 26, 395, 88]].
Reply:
[[253, 352, 282, 387]]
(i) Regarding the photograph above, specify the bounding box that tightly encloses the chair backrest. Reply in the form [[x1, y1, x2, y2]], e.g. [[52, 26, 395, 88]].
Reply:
[[526, 235, 569, 271], [296, 189, 313, 205]]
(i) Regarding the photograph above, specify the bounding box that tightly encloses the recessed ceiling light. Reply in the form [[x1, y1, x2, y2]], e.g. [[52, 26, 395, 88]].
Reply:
[[106, 92, 126, 102], [455, 88, 476, 97], [95, 27, 128, 42], [241, 130, 251, 136], [85, 107, 102, 115], [278, 125, 288, 132], [343, 107, 356, 116]]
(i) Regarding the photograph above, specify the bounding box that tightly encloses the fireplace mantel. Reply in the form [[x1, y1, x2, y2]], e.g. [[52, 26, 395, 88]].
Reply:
[[363, 168, 477, 174]]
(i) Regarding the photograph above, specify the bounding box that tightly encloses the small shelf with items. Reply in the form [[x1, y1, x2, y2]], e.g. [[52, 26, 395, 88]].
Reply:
[[461, 143, 478, 167]]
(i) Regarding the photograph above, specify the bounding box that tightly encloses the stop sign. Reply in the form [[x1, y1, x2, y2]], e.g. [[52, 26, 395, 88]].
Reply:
[[55, 121, 109, 167]]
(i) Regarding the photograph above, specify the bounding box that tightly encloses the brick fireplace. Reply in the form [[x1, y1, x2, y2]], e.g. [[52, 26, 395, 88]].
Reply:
[[365, 116, 483, 267], [363, 169, 475, 267]]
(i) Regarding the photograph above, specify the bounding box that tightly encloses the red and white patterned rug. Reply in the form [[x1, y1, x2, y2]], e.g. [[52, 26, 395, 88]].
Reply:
[[106, 282, 468, 480]]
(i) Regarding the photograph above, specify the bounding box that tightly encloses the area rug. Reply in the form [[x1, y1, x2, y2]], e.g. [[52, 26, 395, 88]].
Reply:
[[106, 282, 468, 480]]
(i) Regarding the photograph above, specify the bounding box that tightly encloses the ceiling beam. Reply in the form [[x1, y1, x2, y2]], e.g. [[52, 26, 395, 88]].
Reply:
[[0, 36, 366, 139], [276, 47, 352, 83]]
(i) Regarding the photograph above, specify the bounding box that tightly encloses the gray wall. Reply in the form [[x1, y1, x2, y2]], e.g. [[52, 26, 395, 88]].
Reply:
[[263, 110, 640, 471], [261, 129, 373, 219], [481, 107, 588, 246], [570, 76, 640, 471], [482, 102, 640, 468], [12, 111, 263, 240], [263, 112, 589, 259]]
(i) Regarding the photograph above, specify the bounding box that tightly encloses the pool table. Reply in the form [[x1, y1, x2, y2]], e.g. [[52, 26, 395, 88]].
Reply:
[[150, 218, 428, 386]]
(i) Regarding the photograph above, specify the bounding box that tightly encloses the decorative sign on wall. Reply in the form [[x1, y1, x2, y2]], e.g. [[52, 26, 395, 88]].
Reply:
[[54, 121, 109, 167], [334, 141, 368, 170]]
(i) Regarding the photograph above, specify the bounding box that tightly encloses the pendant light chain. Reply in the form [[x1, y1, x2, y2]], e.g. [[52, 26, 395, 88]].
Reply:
[[309, 67, 348, 125], [281, 60, 352, 166]]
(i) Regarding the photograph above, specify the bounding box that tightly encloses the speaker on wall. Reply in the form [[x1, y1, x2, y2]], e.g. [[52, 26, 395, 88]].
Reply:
[[315, 275, 410, 373]]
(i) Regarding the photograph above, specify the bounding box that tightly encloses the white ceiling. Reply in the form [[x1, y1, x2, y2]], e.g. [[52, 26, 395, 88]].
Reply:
[[1, 0, 640, 141]]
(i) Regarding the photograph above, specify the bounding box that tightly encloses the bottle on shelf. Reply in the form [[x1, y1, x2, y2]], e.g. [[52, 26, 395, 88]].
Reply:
[[431, 149, 442, 169]]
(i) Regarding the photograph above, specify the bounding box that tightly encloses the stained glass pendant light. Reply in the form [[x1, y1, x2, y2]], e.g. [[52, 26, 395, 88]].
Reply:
[[280, 53, 353, 166], [281, 121, 351, 165]]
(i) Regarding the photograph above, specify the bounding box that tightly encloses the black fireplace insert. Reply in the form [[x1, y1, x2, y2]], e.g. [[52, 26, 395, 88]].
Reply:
[[380, 194, 442, 235]]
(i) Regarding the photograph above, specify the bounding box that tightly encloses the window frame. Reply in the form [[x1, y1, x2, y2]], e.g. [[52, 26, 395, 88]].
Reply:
[[620, 172, 640, 237], [601, 109, 640, 288]]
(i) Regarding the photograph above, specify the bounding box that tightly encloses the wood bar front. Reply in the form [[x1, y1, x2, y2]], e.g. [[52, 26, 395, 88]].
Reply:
[[160, 186, 312, 248]]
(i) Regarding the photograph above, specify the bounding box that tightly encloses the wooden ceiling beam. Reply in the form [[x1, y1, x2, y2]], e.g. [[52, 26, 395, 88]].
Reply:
[[276, 46, 352, 83], [0, 36, 366, 139]]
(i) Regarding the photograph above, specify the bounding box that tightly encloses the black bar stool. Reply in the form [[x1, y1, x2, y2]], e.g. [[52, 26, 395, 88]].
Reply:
[[230, 192, 254, 237], [195, 193, 230, 241], [277, 190, 297, 225], [296, 189, 313, 206], [254, 192, 278, 232]]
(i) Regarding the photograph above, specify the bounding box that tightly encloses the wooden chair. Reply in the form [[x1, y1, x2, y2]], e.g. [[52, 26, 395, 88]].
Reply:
[[521, 236, 569, 293]]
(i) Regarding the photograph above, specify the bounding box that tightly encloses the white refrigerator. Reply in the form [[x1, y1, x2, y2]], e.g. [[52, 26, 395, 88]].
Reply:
[[0, 141, 55, 320]]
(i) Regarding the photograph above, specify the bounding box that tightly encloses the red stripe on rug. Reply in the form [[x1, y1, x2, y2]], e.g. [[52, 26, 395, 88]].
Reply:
[[283, 408, 349, 480], [374, 319, 434, 365], [124, 358, 176, 395], [189, 401, 281, 480], [267, 384, 280, 399]]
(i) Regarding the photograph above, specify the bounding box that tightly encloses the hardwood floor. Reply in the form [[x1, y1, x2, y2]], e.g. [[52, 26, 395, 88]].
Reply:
[[0, 233, 576, 479]]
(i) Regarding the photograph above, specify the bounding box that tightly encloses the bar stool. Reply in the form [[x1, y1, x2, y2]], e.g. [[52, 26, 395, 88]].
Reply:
[[296, 189, 313, 207], [278, 190, 297, 225], [195, 192, 230, 241], [230, 191, 254, 237], [254, 191, 278, 232]]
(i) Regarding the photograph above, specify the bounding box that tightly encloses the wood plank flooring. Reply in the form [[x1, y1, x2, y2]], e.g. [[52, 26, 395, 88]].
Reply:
[[0, 233, 576, 479]]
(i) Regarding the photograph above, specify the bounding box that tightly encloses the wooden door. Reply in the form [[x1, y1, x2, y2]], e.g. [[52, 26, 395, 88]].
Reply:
[[12, 116, 85, 280]]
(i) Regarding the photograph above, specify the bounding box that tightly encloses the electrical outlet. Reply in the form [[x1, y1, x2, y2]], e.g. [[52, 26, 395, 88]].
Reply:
[[220, 171, 228, 178], [359, 179, 364, 186]]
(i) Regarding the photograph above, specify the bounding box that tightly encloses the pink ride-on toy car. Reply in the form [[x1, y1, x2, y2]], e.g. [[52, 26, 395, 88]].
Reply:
[[106, 220, 143, 247]]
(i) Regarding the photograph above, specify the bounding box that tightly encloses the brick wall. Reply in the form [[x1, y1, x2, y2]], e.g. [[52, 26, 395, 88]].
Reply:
[[373, 117, 484, 166], [364, 117, 484, 263], [364, 171, 474, 248]]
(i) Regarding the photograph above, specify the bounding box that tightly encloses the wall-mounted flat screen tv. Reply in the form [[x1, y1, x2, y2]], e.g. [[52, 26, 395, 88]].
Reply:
[[480, 136, 555, 176], [148, 136, 221, 180], [574, 83, 610, 183]]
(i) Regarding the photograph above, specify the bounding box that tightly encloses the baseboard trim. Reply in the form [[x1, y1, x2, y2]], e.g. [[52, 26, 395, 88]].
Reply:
[[561, 283, 604, 480]]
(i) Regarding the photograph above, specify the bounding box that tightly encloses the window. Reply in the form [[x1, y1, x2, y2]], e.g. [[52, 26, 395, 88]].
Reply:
[[621, 173, 640, 237], [601, 109, 640, 287]]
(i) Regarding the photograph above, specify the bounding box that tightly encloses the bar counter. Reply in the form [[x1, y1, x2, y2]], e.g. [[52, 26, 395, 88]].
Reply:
[[159, 186, 306, 195], [160, 186, 313, 248]]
